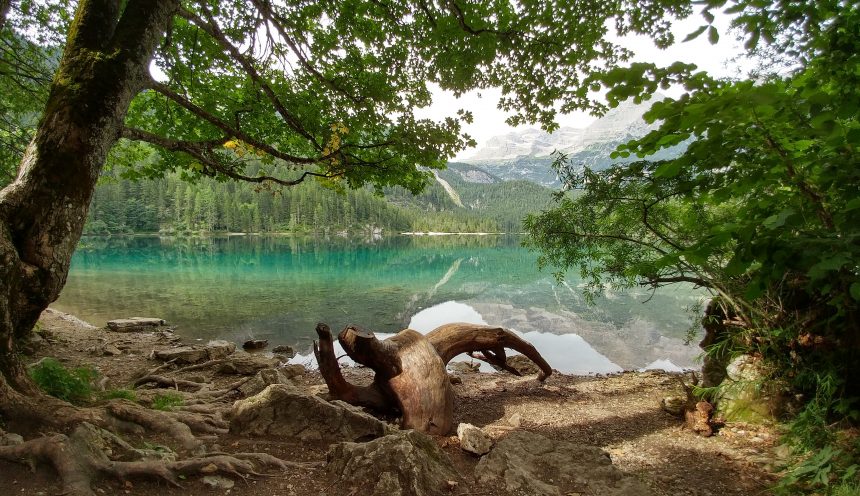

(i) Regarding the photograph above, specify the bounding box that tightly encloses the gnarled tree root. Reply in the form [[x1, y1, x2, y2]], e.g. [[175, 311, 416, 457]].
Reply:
[[315, 321, 552, 435], [0, 422, 306, 496]]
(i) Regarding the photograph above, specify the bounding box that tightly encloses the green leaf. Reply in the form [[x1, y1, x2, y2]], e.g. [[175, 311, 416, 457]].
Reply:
[[708, 26, 720, 45], [851, 283, 860, 301], [683, 26, 708, 42], [654, 161, 683, 178], [763, 208, 795, 229], [808, 254, 850, 280]]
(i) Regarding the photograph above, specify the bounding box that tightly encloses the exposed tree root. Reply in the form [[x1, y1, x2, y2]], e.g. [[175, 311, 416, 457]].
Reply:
[[134, 374, 208, 391], [0, 422, 301, 496], [105, 400, 202, 450], [426, 323, 553, 380], [316, 321, 553, 434]]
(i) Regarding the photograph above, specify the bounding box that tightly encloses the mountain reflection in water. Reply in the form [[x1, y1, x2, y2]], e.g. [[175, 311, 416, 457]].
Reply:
[[55, 235, 704, 374]]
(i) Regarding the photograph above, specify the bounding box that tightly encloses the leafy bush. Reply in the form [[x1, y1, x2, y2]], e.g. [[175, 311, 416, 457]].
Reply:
[[151, 392, 183, 411], [28, 358, 96, 405]]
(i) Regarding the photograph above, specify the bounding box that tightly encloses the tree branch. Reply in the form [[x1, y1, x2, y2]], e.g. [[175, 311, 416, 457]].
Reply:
[[147, 81, 318, 165], [178, 5, 319, 146], [122, 127, 335, 187]]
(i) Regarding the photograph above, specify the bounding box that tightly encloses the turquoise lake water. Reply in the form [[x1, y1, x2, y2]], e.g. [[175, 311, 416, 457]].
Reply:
[[54, 235, 706, 373]]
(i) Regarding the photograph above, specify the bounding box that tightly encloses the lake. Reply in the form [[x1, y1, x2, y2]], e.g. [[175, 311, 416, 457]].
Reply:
[[53, 235, 706, 374]]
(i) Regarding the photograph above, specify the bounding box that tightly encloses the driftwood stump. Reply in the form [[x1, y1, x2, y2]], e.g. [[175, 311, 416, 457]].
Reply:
[[314, 322, 552, 435]]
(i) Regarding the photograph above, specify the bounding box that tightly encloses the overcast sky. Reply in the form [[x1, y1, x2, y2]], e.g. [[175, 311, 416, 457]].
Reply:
[[416, 12, 749, 159]]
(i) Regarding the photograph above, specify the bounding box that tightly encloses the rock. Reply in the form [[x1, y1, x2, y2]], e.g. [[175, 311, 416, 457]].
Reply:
[[102, 344, 122, 356], [326, 430, 459, 496], [107, 317, 166, 332], [506, 413, 522, 428], [448, 375, 462, 385], [660, 396, 687, 417], [716, 355, 786, 423], [448, 361, 480, 374], [497, 354, 542, 376], [456, 423, 492, 456], [216, 353, 279, 375], [272, 344, 295, 357], [237, 368, 292, 397], [201, 475, 235, 490], [280, 364, 306, 379], [475, 431, 653, 496], [242, 339, 268, 351], [230, 384, 389, 441], [153, 340, 235, 364], [0, 432, 24, 446]]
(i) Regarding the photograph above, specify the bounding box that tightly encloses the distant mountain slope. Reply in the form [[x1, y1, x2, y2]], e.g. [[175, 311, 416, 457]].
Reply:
[[461, 96, 684, 186], [384, 163, 555, 232]]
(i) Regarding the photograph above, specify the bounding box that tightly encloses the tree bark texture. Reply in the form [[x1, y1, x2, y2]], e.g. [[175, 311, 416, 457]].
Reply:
[[316, 322, 552, 435], [0, 0, 178, 417]]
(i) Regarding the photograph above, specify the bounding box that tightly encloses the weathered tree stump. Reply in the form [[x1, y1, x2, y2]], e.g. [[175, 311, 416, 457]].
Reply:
[[314, 322, 552, 435]]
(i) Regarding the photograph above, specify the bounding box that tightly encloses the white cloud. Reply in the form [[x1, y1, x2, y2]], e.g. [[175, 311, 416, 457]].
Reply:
[[417, 12, 751, 159]]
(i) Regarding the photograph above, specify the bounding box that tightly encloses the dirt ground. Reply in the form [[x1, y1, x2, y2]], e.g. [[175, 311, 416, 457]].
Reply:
[[0, 309, 781, 496]]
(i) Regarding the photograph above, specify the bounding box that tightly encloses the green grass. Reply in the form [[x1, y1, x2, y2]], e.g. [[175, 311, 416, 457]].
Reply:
[[101, 388, 137, 401], [28, 358, 96, 405], [151, 392, 183, 411]]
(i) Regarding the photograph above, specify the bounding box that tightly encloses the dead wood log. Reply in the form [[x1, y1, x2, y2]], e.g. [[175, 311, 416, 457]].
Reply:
[[315, 322, 552, 435], [313, 323, 392, 412], [426, 323, 552, 381]]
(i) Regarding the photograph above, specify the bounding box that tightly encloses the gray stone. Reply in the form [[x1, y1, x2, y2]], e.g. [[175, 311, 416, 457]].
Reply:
[[280, 364, 306, 379], [660, 396, 687, 417], [107, 317, 166, 332], [237, 368, 291, 397], [272, 344, 295, 357], [230, 384, 388, 442], [495, 354, 542, 376], [448, 361, 480, 374], [153, 340, 235, 364], [475, 431, 653, 496], [326, 430, 459, 496], [102, 344, 122, 356], [456, 423, 492, 455], [0, 432, 24, 446], [201, 475, 235, 490], [216, 353, 279, 375]]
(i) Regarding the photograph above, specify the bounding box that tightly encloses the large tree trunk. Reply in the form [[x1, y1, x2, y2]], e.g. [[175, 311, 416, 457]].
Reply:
[[0, 0, 178, 425], [316, 322, 552, 435]]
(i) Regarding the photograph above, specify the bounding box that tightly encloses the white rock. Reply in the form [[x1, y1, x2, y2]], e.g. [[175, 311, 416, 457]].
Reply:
[[201, 475, 234, 489], [457, 423, 493, 456]]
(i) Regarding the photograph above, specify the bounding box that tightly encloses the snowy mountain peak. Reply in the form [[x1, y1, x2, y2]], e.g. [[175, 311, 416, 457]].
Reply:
[[463, 96, 664, 163]]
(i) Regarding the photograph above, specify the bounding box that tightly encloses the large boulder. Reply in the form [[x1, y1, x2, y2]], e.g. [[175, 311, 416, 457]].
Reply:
[[107, 317, 166, 332], [237, 368, 292, 397], [326, 430, 459, 496], [215, 353, 280, 375], [230, 384, 389, 442], [475, 431, 652, 496], [716, 355, 786, 422], [153, 340, 235, 364]]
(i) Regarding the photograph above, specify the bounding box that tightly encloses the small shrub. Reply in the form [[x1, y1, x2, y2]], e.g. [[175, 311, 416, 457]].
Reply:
[[28, 358, 96, 405], [102, 389, 137, 401], [151, 392, 183, 411]]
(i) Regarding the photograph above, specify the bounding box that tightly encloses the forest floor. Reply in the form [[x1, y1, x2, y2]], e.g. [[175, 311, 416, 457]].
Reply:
[[0, 309, 782, 496]]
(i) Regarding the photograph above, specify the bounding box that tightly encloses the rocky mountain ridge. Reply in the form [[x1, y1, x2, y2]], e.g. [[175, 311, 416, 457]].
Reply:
[[460, 95, 677, 186]]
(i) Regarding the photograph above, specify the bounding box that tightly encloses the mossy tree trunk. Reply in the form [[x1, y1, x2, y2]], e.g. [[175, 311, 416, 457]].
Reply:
[[0, 0, 179, 426]]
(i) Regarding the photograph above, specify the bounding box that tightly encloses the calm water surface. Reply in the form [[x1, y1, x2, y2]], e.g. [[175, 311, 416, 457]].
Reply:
[[54, 235, 706, 373]]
